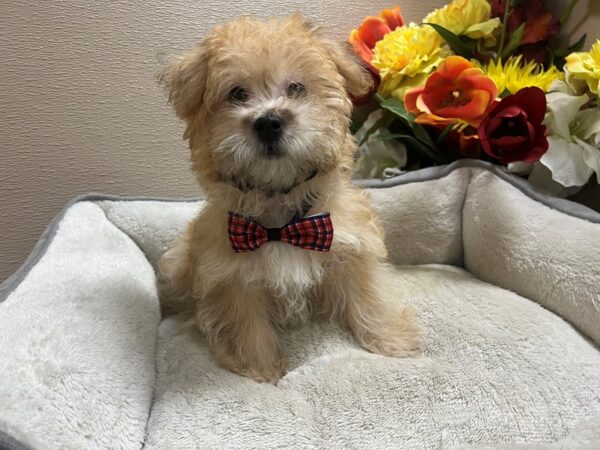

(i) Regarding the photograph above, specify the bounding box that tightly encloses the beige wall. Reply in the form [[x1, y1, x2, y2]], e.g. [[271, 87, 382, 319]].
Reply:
[[1, 0, 598, 282]]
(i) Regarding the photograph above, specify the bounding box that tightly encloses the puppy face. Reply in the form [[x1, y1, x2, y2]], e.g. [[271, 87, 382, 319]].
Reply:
[[161, 15, 372, 193]]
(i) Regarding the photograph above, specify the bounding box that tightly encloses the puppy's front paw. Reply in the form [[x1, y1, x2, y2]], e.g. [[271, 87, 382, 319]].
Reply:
[[362, 306, 423, 358], [213, 344, 286, 384], [240, 363, 287, 384]]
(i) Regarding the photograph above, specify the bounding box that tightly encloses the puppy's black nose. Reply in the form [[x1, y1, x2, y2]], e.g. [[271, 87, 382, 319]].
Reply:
[[253, 112, 284, 145]]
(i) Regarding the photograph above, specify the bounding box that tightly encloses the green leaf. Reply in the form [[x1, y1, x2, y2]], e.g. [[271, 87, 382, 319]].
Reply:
[[379, 97, 412, 123], [358, 112, 395, 146], [413, 123, 437, 148], [550, 34, 586, 63], [501, 23, 525, 58], [550, 34, 587, 71], [425, 23, 474, 59], [374, 93, 387, 104], [370, 133, 413, 142], [378, 97, 448, 161], [350, 120, 362, 135], [371, 133, 446, 163], [499, 88, 512, 98], [436, 124, 453, 146], [568, 33, 587, 53]]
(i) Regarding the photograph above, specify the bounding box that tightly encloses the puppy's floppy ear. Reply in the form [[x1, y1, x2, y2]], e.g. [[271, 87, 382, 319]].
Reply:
[[289, 14, 372, 98], [324, 41, 374, 98], [159, 38, 210, 120]]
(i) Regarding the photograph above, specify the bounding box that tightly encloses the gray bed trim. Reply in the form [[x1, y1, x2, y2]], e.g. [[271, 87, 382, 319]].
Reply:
[[0, 159, 599, 450], [0, 193, 203, 302], [0, 431, 32, 450], [357, 159, 600, 222]]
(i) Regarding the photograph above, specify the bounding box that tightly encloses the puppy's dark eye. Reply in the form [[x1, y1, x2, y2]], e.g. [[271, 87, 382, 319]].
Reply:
[[229, 86, 249, 103], [287, 82, 306, 98]]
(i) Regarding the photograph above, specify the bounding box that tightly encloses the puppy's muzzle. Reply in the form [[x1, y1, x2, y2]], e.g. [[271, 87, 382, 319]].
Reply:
[[253, 112, 284, 148]]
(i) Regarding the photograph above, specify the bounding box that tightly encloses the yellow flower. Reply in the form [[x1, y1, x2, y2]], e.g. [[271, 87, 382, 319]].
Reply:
[[372, 24, 449, 99], [565, 40, 600, 95], [478, 56, 564, 94], [424, 0, 500, 40]]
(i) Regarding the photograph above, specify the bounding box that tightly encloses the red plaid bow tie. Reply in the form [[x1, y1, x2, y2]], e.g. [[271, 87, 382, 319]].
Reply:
[[227, 212, 334, 252]]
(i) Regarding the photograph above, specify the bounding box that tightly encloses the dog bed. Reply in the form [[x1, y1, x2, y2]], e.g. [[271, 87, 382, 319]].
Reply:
[[1, 160, 599, 450]]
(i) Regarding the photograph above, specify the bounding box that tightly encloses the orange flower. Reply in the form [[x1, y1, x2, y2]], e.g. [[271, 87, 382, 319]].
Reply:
[[349, 7, 404, 64], [404, 56, 498, 128]]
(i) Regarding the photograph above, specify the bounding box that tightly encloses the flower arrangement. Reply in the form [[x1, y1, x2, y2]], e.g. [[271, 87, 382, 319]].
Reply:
[[350, 0, 599, 195]]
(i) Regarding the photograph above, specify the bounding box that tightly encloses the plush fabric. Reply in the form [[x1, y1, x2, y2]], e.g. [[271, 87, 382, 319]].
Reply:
[[97, 199, 200, 271], [1, 161, 599, 450], [367, 167, 468, 266], [144, 265, 600, 450], [463, 171, 600, 346], [0, 202, 160, 450]]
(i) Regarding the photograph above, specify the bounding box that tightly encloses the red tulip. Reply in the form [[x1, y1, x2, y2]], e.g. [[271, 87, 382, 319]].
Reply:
[[477, 87, 548, 163], [492, 0, 560, 62]]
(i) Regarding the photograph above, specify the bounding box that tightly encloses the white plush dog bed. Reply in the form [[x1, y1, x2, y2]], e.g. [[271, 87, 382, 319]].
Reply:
[[1, 160, 599, 450]]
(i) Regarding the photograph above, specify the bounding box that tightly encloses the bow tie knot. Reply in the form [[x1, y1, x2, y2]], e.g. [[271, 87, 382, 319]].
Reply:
[[228, 212, 333, 252]]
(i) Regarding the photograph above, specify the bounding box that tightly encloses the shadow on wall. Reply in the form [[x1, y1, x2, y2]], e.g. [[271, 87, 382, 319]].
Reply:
[[569, 1, 599, 43]]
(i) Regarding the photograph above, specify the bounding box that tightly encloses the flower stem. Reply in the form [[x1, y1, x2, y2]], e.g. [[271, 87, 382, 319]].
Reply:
[[560, 0, 580, 26], [497, 1, 511, 59]]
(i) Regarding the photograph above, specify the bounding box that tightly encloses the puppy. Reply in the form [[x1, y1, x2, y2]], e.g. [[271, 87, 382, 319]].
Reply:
[[158, 14, 421, 383]]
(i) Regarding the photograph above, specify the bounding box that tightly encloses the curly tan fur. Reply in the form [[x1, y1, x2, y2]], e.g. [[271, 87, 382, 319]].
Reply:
[[158, 14, 421, 383]]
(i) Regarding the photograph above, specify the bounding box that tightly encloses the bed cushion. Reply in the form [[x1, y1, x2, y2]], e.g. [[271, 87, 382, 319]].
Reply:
[[144, 264, 600, 449], [463, 170, 600, 346], [1, 160, 599, 450], [0, 202, 159, 450]]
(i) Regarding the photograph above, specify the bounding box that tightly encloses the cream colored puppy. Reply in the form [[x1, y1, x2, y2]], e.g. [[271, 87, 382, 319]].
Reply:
[[158, 14, 421, 383]]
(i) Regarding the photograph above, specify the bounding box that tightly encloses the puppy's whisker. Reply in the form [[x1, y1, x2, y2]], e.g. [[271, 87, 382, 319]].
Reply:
[[215, 135, 244, 154], [288, 128, 324, 133]]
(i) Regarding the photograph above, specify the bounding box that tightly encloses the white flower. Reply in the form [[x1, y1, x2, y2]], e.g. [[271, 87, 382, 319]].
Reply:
[[534, 80, 600, 189], [353, 110, 407, 179]]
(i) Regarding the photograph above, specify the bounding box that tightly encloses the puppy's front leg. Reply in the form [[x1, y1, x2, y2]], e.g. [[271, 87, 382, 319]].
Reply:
[[321, 254, 422, 357], [197, 283, 285, 383]]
